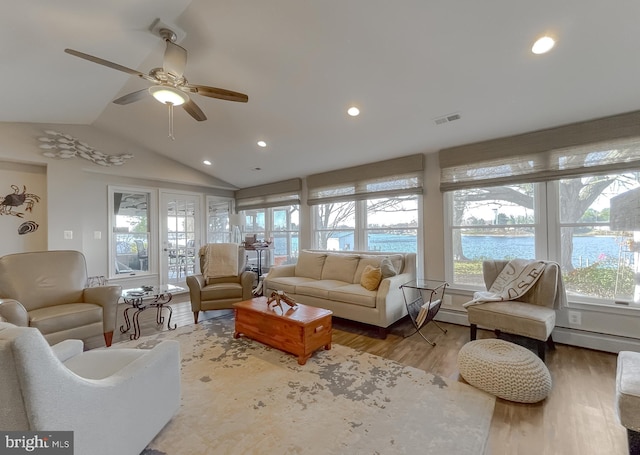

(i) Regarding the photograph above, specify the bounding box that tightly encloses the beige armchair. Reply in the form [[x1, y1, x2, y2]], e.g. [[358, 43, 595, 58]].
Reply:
[[467, 259, 565, 361], [0, 321, 180, 455], [0, 250, 121, 346], [186, 243, 256, 323]]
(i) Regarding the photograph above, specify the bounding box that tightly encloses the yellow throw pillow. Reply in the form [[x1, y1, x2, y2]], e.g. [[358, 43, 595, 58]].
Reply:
[[360, 265, 382, 291]]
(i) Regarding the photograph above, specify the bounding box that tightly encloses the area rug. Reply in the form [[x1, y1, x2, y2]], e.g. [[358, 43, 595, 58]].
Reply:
[[115, 317, 495, 454]]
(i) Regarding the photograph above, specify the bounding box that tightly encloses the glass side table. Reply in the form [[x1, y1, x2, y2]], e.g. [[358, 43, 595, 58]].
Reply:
[[120, 284, 183, 340], [399, 279, 448, 346]]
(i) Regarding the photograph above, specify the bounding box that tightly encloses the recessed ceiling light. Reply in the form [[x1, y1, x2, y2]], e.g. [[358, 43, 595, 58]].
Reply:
[[257, 141, 267, 148], [532, 36, 555, 54], [347, 106, 360, 117], [203, 160, 212, 166]]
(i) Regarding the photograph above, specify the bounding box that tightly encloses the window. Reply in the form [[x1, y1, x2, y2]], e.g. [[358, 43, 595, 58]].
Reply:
[[272, 205, 299, 265], [235, 178, 302, 271], [448, 184, 538, 287], [557, 173, 640, 302], [447, 176, 640, 303], [308, 154, 423, 254], [440, 111, 640, 305], [206, 197, 232, 243], [243, 209, 266, 242], [366, 197, 418, 252], [313, 196, 419, 253], [314, 202, 355, 250], [109, 187, 153, 278], [241, 205, 300, 268]]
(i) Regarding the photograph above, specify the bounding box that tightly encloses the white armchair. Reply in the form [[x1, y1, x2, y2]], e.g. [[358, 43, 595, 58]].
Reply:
[[0, 322, 181, 455]]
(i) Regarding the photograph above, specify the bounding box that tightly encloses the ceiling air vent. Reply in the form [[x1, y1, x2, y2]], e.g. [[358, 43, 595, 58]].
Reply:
[[434, 112, 461, 126]]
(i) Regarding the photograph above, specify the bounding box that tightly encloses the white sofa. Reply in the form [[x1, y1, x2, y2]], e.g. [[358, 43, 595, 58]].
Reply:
[[264, 250, 416, 337]]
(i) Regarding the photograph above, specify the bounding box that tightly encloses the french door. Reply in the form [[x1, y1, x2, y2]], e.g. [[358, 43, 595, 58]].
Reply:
[[160, 191, 202, 288]]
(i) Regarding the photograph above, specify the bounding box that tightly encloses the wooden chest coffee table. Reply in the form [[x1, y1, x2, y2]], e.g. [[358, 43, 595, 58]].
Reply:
[[233, 297, 332, 365]]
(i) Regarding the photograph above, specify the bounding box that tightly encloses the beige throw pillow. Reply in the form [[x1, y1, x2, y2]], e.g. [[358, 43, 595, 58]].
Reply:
[[380, 257, 397, 278], [360, 265, 382, 291]]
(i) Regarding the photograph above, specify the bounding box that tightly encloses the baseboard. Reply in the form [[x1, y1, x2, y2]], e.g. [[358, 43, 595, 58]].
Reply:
[[436, 308, 640, 354]]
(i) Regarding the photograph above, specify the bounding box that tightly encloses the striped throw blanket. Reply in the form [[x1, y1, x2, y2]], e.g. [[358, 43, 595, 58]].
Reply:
[[463, 259, 547, 308]]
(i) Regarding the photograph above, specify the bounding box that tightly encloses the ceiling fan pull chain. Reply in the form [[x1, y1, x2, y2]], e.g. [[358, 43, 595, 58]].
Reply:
[[168, 102, 176, 141]]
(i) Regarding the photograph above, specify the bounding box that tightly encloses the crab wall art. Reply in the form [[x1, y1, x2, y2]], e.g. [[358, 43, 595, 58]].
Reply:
[[0, 184, 41, 217]]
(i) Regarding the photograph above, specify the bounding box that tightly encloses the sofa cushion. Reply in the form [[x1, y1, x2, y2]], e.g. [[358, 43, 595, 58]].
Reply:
[[295, 251, 327, 279], [321, 254, 360, 282], [205, 275, 241, 286], [295, 280, 350, 299], [201, 282, 244, 301], [360, 265, 382, 291], [328, 284, 377, 308], [266, 276, 316, 294], [466, 300, 556, 341]]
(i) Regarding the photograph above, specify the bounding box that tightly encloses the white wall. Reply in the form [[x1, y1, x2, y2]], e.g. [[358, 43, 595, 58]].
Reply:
[[0, 122, 234, 277], [0, 161, 47, 256]]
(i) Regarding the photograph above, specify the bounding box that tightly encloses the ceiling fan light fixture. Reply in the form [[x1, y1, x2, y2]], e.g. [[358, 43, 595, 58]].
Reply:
[[149, 86, 188, 106]]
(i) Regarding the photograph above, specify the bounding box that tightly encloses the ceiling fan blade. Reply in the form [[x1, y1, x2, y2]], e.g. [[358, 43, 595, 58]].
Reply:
[[113, 89, 149, 105], [182, 98, 207, 121], [187, 84, 249, 103], [64, 49, 154, 82], [163, 40, 187, 79]]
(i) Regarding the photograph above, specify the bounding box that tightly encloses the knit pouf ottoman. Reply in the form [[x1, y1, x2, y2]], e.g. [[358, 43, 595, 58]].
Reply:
[[457, 339, 552, 403]]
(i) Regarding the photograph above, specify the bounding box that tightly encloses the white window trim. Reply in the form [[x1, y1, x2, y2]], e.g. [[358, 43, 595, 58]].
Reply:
[[108, 185, 157, 280]]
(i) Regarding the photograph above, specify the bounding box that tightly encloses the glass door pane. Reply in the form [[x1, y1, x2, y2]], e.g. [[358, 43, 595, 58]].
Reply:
[[161, 192, 201, 288]]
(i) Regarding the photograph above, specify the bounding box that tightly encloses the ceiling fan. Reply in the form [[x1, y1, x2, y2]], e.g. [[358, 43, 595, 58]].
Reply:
[[64, 27, 248, 137]]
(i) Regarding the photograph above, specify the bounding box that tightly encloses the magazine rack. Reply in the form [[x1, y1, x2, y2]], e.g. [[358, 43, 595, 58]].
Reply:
[[400, 279, 448, 346]]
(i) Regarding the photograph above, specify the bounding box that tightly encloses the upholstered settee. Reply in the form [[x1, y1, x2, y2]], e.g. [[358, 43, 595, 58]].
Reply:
[[264, 250, 416, 336], [0, 250, 121, 346]]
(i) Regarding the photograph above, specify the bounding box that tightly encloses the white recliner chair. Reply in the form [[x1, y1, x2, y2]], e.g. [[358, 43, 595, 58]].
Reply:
[[0, 322, 181, 455]]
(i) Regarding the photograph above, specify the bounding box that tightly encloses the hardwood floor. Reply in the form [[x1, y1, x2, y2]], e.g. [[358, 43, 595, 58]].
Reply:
[[86, 294, 628, 455]]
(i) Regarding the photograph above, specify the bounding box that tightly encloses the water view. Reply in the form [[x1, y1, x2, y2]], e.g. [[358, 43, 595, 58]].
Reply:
[[461, 235, 629, 268], [275, 233, 629, 268]]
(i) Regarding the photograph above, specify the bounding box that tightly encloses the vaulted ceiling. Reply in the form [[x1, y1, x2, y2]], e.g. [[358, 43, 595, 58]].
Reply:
[[5, 1, 640, 189]]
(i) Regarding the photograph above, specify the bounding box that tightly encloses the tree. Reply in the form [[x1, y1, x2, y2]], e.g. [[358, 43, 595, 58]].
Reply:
[[314, 197, 415, 250], [559, 176, 617, 270], [452, 185, 534, 260], [454, 174, 640, 271]]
